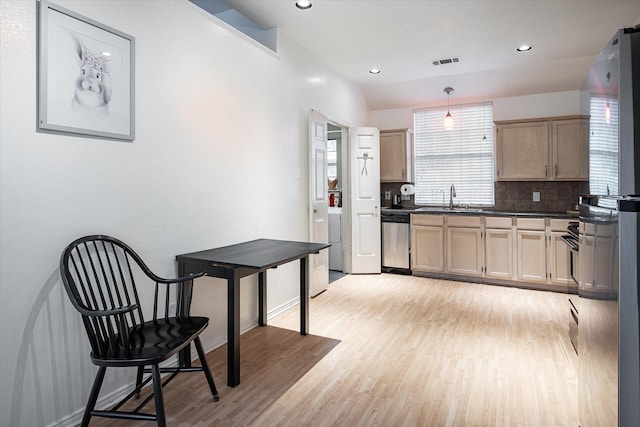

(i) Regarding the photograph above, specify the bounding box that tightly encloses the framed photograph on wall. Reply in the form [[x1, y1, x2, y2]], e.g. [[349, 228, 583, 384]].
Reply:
[[37, 0, 135, 140]]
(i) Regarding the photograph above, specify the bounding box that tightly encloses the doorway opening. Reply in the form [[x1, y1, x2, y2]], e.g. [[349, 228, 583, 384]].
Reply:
[[327, 122, 348, 283], [310, 113, 380, 291]]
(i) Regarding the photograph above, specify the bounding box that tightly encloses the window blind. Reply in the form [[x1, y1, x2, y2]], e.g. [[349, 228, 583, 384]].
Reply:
[[413, 103, 494, 206], [588, 96, 619, 196]]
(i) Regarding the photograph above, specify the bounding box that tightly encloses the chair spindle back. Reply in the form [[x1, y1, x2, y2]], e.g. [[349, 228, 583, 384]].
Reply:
[[60, 235, 183, 358]]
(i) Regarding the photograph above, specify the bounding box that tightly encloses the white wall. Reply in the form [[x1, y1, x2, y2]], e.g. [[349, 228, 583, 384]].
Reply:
[[0, 1, 369, 426], [368, 90, 583, 129]]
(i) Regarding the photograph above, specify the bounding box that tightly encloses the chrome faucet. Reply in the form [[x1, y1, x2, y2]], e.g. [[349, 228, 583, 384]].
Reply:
[[449, 184, 456, 209]]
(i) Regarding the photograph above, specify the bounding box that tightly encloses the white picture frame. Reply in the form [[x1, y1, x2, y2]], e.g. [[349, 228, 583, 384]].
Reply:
[[37, 0, 135, 140]]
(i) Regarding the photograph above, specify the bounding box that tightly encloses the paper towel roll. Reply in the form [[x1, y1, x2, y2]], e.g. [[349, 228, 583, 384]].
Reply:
[[400, 184, 415, 195]]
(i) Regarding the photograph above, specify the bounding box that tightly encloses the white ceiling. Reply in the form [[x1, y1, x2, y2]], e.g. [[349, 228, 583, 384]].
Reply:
[[223, 0, 640, 111]]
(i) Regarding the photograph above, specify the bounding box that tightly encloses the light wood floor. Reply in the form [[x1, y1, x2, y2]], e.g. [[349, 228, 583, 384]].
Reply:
[[88, 274, 578, 426]]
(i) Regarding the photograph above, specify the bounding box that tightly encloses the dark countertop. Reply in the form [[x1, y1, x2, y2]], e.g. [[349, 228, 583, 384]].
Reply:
[[382, 207, 578, 219]]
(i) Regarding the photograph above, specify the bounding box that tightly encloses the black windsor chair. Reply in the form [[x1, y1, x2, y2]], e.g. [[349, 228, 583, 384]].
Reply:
[[60, 235, 219, 427]]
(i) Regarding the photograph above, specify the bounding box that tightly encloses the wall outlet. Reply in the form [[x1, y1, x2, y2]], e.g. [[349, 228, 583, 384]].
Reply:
[[384, 191, 391, 200], [168, 303, 176, 317], [533, 191, 541, 202]]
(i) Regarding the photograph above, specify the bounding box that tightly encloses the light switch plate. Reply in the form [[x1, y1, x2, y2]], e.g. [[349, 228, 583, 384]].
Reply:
[[385, 191, 391, 200], [533, 191, 541, 202]]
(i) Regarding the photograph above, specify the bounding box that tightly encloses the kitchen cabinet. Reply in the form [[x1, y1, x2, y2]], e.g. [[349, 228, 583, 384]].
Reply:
[[551, 119, 589, 179], [485, 217, 514, 279], [495, 116, 588, 181], [592, 223, 617, 294], [411, 214, 444, 272], [516, 218, 547, 283], [580, 221, 618, 294], [380, 129, 413, 182], [446, 216, 483, 276], [548, 219, 572, 286], [496, 121, 548, 180], [516, 218, 574, 287], [579, 223, 594, 291], [411, 213, 576, 291]]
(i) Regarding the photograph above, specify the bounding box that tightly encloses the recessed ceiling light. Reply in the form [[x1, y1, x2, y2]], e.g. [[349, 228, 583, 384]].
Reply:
[[295, 1, 312, 10], [516, 44, 532, 52], [369, 68, 381, 74]]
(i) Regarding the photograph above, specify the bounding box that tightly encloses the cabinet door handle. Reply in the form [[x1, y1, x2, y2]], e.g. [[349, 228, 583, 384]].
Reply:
[[545, 165, 548, 177], [554, 165, 558, 177]]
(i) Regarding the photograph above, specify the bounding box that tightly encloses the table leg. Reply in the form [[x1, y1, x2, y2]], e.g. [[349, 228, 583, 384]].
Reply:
[[228, 269, 241, 387], [300, 255, 309, 335], [258, 271, 267, 326], [178, 262, 191, 368]]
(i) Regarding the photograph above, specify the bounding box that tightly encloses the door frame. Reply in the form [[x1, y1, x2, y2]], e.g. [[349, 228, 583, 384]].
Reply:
[[317, 113, 353, 274], [330, 121, 352, 274]]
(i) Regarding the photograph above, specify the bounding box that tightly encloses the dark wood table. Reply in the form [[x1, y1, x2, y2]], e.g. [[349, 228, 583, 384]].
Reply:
[[176, 238, 330, 387]]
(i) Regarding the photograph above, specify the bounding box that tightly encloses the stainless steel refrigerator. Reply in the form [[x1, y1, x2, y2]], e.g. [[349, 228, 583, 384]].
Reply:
[[579, 27, 640, 427]]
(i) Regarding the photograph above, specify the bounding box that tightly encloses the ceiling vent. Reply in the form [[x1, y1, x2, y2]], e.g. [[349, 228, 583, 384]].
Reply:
[[432, 57, 460, 66]]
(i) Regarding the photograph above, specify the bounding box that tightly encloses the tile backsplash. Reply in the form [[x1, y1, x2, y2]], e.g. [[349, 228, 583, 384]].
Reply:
[[493, 181, 588, 212], [380, 182, 415, 208], [381, 181, 589, 212]]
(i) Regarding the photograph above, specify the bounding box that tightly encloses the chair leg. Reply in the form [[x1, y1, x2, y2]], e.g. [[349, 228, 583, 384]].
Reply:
[[81, 366, 106, 427], [135, 365, 144, 398], [151, 364, 167, 427], [194, 337, 220, 401]]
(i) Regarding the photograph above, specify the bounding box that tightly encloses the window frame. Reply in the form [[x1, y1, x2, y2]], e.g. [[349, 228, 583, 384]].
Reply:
[[413, 102, 495, 207]]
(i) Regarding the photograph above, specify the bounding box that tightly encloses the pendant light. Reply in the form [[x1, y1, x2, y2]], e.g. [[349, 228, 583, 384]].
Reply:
[[444, 87, 454, 130]]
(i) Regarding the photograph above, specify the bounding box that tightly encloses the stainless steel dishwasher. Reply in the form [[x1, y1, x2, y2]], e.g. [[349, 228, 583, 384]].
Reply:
[[381, 210, 411, 274]]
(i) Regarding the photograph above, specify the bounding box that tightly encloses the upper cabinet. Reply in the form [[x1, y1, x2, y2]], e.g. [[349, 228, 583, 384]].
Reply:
[[380, 128, 413, 183], [495, 116, 588, 181], [551, 119, 589, 180], [496, 121, 549, 180]]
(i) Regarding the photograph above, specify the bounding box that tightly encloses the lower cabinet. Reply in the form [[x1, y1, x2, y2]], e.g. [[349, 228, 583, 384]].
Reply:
[[579, 222, 595, 291], [548, 219, 573, 286], [411, 214, 576, 290], [515, 218, 573, 286], [485, 228, 514, 279], [579, 221, 617, 294], [516, 230, 547, 282], [411, 215, 445, 272], [446, 216, 483, 276]]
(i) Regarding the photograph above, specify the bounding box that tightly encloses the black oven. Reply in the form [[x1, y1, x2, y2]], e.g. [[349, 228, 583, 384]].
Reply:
[[561, 221, 579, 285], [562, 221, 580, 356]]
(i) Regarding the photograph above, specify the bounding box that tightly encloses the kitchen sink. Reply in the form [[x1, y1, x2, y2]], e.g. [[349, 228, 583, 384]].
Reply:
[[415, 207, 484, 213]]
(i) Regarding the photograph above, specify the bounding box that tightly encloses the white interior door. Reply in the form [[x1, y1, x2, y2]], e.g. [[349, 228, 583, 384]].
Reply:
[[309, 110, 329, 296], [349, 127, 381, 273]]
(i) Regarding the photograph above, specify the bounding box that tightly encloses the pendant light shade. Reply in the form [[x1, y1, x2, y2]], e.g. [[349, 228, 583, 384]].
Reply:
[[444, 112, 454, 130], [444, 87, 454, 130]]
